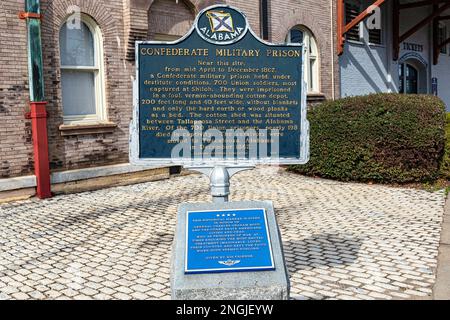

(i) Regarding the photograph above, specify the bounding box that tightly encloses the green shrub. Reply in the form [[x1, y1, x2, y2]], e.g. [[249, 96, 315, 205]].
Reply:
[[439, 113, 450, 180], [290, 93, 446, 183]]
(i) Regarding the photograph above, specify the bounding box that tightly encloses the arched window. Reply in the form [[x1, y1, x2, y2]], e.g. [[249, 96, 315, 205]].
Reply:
[[59, 15, 106, 124], [286, 26, 320, 93]]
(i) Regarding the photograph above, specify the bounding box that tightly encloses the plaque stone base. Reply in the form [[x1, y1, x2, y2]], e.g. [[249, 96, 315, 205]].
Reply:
[[171, 201, 290, 300]]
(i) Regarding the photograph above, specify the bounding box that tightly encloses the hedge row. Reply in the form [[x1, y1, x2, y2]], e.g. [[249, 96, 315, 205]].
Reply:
[[290, 93, 446, 183], [439, 113, 450, 180]]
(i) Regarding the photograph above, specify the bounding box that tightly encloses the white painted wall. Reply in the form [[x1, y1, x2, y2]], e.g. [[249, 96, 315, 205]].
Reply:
[[340, 3, 450, 111], [340, 2, 394, 97], [432, 18, 450, 111], [340, 42, 393, 97]]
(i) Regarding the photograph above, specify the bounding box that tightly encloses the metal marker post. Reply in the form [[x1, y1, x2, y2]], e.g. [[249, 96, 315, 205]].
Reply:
[[186, 166, 255, 203]]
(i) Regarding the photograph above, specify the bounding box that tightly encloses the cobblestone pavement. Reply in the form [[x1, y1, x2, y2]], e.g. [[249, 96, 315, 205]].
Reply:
[[0, 167, 445, 300]]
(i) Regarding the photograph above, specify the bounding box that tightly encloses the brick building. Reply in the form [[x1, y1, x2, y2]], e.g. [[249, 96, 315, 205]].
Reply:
[[0, 0, 339, 199]]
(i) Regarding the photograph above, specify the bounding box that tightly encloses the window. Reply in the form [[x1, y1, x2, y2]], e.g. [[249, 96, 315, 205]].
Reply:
[[345, 0, 361, 41], [368, 28, 382, 45], [439, 23, 447, 54], [345, 0, 383, 45], [368, 12, 382, 45], [287, 26, 320, 93], [59, 15, 106, 124]]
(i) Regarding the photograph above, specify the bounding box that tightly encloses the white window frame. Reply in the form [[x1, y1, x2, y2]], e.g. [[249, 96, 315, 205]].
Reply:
[[286, 26, 320, 94], [60, 14, 107, 125]]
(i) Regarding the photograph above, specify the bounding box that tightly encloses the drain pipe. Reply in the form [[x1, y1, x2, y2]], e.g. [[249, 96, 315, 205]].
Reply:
[[20, 0, 51, 199]]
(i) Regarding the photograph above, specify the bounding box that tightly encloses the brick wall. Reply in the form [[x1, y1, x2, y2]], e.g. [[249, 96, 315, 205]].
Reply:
[[39, 0, 130, 172], [148, 0, 195, 39], [0, 0, 34, 178], [0, 0, 339, 180], [270, 0, 340, 100], [227, 0, 260, 36]]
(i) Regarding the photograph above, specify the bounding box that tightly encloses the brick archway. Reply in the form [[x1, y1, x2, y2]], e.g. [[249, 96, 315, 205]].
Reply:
[[273, 9, 327, 49], [273, 9, 333, 97], [125, 0, 200, 60], [147, 0, 196, 40], [41, 0, 119, 40]]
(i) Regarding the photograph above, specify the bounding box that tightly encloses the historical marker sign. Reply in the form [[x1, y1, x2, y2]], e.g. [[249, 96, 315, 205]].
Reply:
[[185, 208, 275, 274], [172, 201, 290, 300], [130, 5, 309, 166]]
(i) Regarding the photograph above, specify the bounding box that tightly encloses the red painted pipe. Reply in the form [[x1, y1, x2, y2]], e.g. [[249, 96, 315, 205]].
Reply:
[[29, 101, 51, 199]]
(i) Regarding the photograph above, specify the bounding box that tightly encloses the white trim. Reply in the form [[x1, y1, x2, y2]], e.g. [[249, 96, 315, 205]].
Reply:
[[60, 66, 99, 71], [0, 176, 37, 192], [367, 43, 386, 48], [63, 114, 99, 124], [50, 163, 164, 184], [287, 26, 320, 94], [346, 39, 365, 46], [0, 163, 166, 192]]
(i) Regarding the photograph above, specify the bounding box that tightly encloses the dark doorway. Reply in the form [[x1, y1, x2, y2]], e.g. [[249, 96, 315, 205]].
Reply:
[[399, 63, 419, 94]]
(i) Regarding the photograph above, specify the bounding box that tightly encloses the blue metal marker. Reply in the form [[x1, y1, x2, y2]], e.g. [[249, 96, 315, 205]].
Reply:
[[185, 208, 275, 274]]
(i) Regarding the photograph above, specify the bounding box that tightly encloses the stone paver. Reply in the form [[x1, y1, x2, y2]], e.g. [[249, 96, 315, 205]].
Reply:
[[0, 167, 445, 300]]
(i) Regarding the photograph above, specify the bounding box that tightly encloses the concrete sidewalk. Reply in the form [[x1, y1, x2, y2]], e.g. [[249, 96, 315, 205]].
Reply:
[[433, 195, 450, 300], [0, 167, 446, 300]]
